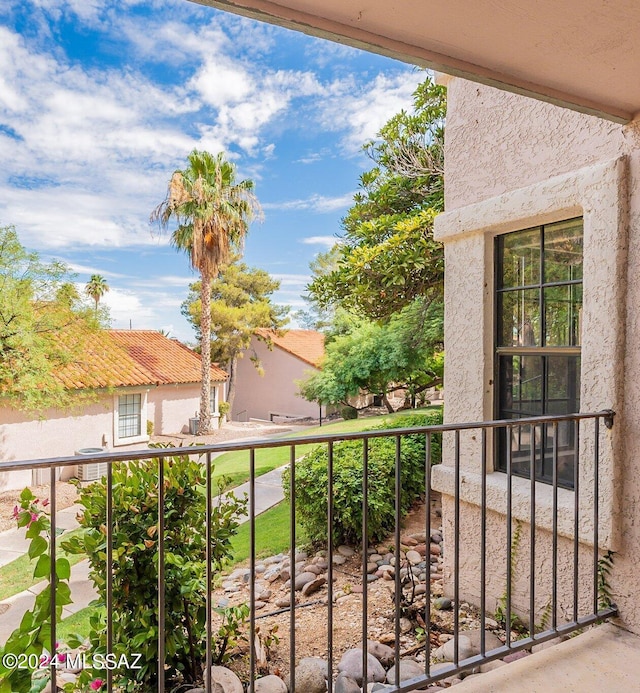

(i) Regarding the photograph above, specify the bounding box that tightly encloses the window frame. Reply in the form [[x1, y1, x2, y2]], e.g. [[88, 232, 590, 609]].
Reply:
[[113, 390, 149, 446], [494, 218, 583, 488]]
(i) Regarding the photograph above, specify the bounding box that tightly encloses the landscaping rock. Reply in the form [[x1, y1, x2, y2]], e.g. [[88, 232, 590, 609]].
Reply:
[[294, 571, 317, 591], [298, 656, 329, 679], [367, 639, 395, 667], [288, 659, 326, 692], [433, 635, 473, 662], [406, 550, 422, 565], [210, 666, 243, 693], [462, 628, 503, 655], [338, 545, 355, 557], [338, 648, 386, 685], [386, 658, 425, 684], [335, 673, 361, 693], [433, 597, 452, 610], [254, 674, 287, 692], [302, 575, 327, 596]]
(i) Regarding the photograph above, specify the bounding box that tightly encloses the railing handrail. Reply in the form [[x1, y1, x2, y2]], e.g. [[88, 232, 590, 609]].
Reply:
[[0, 409, 615, 473]]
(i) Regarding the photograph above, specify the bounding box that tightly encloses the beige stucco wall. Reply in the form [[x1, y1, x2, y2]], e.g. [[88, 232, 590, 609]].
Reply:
[[0, 382, 222, 491], [432, 77, 640, 633], [232, 337, 325, 421]]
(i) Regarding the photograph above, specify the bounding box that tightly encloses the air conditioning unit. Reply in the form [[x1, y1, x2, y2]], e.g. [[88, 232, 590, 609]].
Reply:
[[75, 448, 108, 483]]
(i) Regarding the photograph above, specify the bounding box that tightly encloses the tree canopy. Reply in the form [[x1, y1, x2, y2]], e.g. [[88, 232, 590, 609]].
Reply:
[[85, 274, 110, 313], [298, 300, 443, 412], [151, 150, 261, 433], [307, 77, 446, 321], [0, 226, 101, 412], [181, 257, 288, 411]]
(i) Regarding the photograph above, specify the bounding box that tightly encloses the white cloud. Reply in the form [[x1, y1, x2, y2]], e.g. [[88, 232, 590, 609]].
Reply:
[[318, 70, 425, 153], [263, 192, 354, 213], [300, 236, 338, 247], [271, 273, 311, 286]]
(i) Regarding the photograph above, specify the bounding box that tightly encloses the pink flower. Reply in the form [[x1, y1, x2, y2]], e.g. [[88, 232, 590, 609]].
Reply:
[[42, 499, 50, 507], [28, 511, 38, 526], [12, 505, 19, 519], [34, 498, 39, 504], [90, 679, 104, 690]]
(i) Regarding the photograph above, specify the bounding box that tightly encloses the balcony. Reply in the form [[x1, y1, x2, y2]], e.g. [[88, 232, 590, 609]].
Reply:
[[0, 410, 627, 692]]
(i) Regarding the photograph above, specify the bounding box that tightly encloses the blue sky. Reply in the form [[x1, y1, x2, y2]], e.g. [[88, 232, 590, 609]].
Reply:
[[0, 0, 424, 343]]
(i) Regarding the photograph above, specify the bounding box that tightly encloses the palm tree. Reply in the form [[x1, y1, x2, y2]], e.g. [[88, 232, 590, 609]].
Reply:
[[85, 274, 109, 313], [151, 150, 261, 434]]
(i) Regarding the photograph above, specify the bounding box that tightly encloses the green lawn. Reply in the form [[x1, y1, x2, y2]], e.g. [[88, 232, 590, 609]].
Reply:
[[212, 406, 440, 488], [0, 527, 86, 601], [229, 499, 307, 564], [56, 607, 93, 642]]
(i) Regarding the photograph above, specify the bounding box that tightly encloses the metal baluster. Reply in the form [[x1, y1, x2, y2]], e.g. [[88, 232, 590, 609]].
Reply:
[[480, 427, 487, 657], [362, 439, 369, 688], [249, 448, 256, 693], [593, 418, 600, 615], [106, 460, 114, 692], [425, 432, 432, 676], [327, 441, 334, 692], [454, 430, 460, 667], [573, 420, 580, 622], [394, 435, 401, 687], [290, 445, 297, 693], [506, 425, 512, 648], [552, 422, 558, 631], [50, 466, 57, 692], [158, 456, 165, 693], [530, 424, 536, 637], [205, 452, 212, 693]]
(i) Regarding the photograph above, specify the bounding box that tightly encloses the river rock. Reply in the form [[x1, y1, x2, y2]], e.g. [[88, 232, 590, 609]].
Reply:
[[338, 648, 386, 684], [335, 673, 361, 693], [254, 674, 287, 692], [385, 658, 423, 684], [210, 666, 243, 693], [288, 659, 326, 692]]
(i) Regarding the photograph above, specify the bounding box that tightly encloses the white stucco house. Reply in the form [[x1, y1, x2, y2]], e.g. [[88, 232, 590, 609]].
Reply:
[[0, 330, 227, 491], [232, 329, 326, 422]]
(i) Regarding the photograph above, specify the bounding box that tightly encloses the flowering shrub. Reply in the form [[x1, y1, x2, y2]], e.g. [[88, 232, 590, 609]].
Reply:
[[0, 490, 79, 693], [63, 445, 248, 691]]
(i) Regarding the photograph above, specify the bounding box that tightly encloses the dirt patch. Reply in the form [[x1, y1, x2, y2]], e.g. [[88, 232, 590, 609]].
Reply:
[[0, 482, 79, 533], [215, 495, 457, 682]]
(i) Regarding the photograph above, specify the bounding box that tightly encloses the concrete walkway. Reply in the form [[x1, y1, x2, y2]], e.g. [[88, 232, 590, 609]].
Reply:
[[0, 465, 287, 644], [453, 622, 640, 692]]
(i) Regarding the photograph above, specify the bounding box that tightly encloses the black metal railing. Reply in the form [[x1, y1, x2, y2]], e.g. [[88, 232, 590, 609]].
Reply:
[[0, 410, 617, 692]]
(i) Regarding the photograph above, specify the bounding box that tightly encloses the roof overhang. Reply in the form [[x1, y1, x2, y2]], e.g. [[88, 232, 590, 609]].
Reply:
[[193, 0, 640, 124]]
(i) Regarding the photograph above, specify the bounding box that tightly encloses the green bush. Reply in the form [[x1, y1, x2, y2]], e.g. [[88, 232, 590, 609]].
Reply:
[[341, 405, 358, 420], [62, 445, 247, 691], [284, 409, 443, 545]]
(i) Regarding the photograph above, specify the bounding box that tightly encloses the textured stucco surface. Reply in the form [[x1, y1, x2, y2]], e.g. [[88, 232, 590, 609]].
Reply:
[[232, 336, 325, 421], [434, 77, 640, 633], [0, 383, 213, 490]]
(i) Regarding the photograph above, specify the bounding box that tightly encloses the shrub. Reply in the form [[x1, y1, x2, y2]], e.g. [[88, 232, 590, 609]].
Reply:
[[62, 445, 247, 691], [218, 401, 230, 417], [341, 405, 358, 420], [284, 409, 443, 545]]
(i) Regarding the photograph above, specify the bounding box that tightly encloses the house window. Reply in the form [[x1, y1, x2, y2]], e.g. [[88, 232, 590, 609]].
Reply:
[[210, 386, 218, 414], [495, 218, 583, 487], [118, 393, 142, 439]]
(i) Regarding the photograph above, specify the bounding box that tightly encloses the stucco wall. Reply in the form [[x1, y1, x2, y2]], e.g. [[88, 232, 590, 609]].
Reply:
[[0, 382, 218, 491], [433, 77, 640, 633], [232, 337, 324, 421]]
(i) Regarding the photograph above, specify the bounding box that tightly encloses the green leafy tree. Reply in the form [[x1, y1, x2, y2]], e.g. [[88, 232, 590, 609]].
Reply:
[[85, 274, 110, 313], [307, 76, 446, 320], [182, 257, 289, 412], [0, 226, 100, 412], [299, 300, 443, 413], [151, 150, 261, 434]]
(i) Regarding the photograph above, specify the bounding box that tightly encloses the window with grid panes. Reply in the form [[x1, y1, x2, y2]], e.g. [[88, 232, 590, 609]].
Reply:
[[118, 393, 142, 439], [495, 218, 582, 488]]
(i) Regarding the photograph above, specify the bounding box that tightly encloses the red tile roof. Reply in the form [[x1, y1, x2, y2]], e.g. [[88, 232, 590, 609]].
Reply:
[[55, 330, 227, 390], [256, 329, 325, 368]]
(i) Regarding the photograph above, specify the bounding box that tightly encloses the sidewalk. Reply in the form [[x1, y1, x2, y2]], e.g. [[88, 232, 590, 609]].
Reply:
[[0, 464, 287, 644]]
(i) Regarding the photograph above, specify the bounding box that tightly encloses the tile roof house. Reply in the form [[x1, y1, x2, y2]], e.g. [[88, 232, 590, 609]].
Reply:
[[0, 330, 227, 491], [232, 329, 327, 422]]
